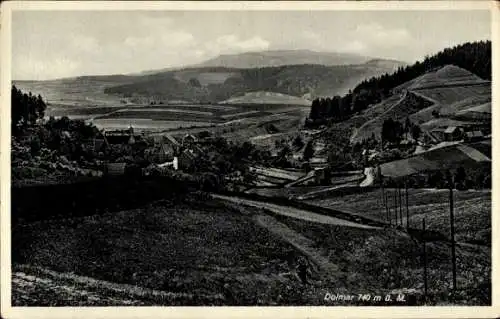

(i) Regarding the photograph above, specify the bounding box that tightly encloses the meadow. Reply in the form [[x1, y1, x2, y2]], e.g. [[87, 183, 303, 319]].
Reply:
[[13, 193, 490, 306], [12, 197, 311, 306], [305, 188, 491, 245]]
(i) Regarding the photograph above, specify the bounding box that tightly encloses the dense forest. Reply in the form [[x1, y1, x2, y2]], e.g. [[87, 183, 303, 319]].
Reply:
[[307, 40, 491, 125], [103, 62, 400, 103]]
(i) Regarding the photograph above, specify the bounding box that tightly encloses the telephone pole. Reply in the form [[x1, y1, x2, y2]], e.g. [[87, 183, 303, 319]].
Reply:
[[385, 193, 390, 225], [422, 218, 428, 303], [449, 182, 457, 292], [394, 188, 398, 225], [399, 186, 403, 226], [405, 180, 409, 228]]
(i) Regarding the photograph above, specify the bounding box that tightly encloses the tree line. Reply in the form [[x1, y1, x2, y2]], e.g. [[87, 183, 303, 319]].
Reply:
[[307, 40, 491, 125], [382, 118, 421, 144], [11, 85, 47, 136]]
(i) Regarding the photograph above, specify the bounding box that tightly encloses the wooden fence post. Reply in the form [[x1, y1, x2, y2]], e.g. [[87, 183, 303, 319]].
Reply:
[[406, 181, 409, 228], [422, 217, 428, 303], [399, 186, 403, 226], [394, 188, 398, 225], [449, 183, 457, 293], [385, 193, 390, 225]]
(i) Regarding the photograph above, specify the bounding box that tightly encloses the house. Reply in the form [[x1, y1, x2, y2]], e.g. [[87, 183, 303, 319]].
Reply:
[[178, 149, 197, 170], [182, 133, 198, 146], [89, 131, 110, 154], [430, 128, 446, 141], [93, 138, 109, 154], [443, 126, 464, 142], [464, 131, 484, 142], [313, 167, 327, 184], [104, 126, 140, 145], [144, 134, 181, 163]]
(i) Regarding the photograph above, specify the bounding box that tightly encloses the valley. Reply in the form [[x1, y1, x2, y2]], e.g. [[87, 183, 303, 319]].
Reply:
[[10, 42, 491, 306]]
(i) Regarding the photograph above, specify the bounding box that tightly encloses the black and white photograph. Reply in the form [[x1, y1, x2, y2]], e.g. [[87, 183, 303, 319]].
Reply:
[[1, 1, 497, 316]]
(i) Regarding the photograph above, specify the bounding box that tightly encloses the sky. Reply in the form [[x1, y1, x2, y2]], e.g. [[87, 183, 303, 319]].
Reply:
[[12, 10, 491, 80]]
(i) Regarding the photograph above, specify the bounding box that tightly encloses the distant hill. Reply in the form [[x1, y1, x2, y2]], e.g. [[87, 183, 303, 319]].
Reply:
[[195, 50, 375, 69], [135, 50, 406, 75], [103, 61, 405, 104]]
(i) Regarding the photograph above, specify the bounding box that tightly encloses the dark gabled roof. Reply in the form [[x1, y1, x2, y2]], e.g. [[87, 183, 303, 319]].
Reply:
[[165, 134, 180, 146], [159, 142, 174, 154], [94, 135, 110, 151], [181, 148, 196, 160], [191, 145, 204, 154], [183, 134, 198, 142]]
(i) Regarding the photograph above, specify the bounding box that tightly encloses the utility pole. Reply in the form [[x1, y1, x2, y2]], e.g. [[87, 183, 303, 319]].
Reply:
[[405, 181, 410, 229], [379, 166, 384, 221], [422, 218, 428, 303], [394, 188, 398, 225], [385, 193, 390, 225], [449, 180, 457, 293], [399, 186, 403, 226]]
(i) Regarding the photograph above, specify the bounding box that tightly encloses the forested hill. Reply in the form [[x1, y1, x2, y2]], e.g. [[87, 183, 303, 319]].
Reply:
[[307, 40, 491, 124]]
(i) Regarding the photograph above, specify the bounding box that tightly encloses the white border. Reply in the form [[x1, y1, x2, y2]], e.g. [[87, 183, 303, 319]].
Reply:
[[1, 1, 498, 318]]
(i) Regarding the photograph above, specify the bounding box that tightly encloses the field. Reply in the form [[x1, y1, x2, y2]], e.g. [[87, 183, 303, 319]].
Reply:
[[395, 65, 489, 91], [271, 213, 490, 305], [12, 198, 314, 306], [221, 91, 311, 106], [378, 141, 491, 177], [12, 193, 490, 305], [305, 188, 491, 245], [37, 102, 309, 135]]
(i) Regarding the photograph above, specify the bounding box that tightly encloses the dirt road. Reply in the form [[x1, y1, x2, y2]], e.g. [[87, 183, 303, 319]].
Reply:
[[212, 194, 379, 230], [254, 215, 340, 275]]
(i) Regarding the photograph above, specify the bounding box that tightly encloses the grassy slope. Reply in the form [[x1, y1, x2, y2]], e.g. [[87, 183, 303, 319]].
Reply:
[[272, 214, 490, 305], [347, 65, 491, 143], [305, 188, 491, 244], [12, 199, 313, 305], [378, 142, 490, 178], [12, 193, 490, 305]]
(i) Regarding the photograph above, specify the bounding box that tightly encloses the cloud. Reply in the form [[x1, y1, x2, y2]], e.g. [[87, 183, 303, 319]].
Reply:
[[354, 23, 412, 45], [340, 40, 367, 54], [205, 34, 270, 55], [323, 23, 414, 58], [70, 35, 100, 54], [124, 30, 195, 49], [15, 55, 81, 80]]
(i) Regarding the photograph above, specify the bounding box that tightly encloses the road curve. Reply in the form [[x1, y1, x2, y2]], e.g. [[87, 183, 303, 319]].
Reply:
[[213, 194, 379, 230]]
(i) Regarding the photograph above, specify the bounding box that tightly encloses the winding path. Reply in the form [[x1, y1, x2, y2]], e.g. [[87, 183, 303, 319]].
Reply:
[[212, 194, 379, 230]]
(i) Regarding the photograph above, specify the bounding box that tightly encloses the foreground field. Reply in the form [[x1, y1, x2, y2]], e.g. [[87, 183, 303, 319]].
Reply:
[[306, 188, 491, 245], [12, 197, 322, 306], [12, 192, 490, 305]]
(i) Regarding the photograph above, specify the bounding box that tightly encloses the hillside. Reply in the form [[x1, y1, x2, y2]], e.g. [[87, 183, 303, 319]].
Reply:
[[349, 65, 491, 143], [308, 41, 491, 127], [104, 62, 404, 103]]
